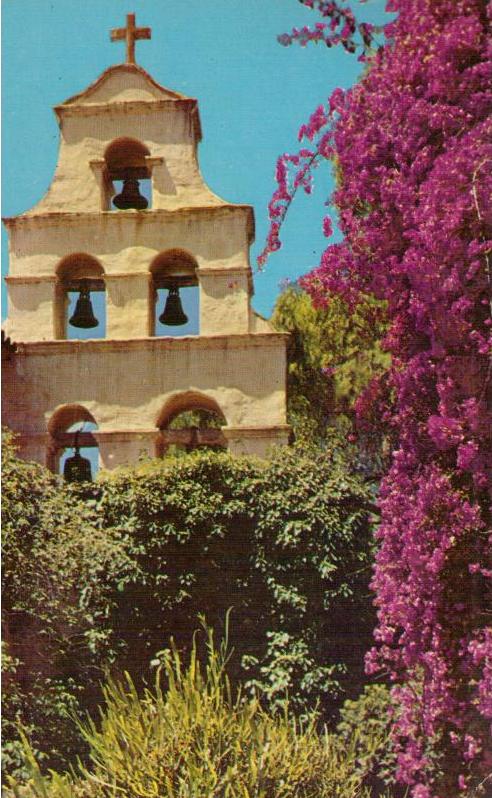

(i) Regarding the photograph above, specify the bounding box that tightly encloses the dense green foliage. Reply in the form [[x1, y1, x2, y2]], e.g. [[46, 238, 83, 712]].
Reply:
[[2, 431, 376, 778], [7, 623, 391, 798], [337, 685, 401, 794], [88, 441, 377, 712], [271, 284, 389, 437], [2, 431, 134, 777]]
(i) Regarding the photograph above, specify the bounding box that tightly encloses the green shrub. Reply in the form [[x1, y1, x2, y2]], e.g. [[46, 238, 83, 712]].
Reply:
[[2, 644, 83, 784], [2, 430, 135, 776], [8, 622, 386, 798], [3, 431, 377, 777], [95, 443, 376, 715], [337, 684, 401, 794]]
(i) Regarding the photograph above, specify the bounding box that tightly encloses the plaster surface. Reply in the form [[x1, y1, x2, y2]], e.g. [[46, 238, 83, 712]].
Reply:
[[3, 61, 290, 469]]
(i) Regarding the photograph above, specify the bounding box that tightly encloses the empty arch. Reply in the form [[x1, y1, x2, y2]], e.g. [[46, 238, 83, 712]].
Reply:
[[157, 392, 226, 429]]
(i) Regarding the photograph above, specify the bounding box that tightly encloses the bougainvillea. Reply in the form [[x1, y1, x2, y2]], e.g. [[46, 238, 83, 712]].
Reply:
[[260, 1, 492, 795]]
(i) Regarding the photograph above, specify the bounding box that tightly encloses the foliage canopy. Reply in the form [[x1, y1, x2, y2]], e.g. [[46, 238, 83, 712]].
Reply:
[[271, 283, 390, 448]]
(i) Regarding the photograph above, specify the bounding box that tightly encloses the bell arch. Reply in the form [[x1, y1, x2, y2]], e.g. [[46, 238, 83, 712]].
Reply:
[[149, 249, 199, 337], [55, 253, 106, 340], [156, 391, 227, 457], [104, 137, 152, 210], [47, 403, 99, 479]]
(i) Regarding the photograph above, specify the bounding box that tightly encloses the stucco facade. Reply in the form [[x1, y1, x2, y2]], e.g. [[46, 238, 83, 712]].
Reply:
[[3, 55, 289, 470]]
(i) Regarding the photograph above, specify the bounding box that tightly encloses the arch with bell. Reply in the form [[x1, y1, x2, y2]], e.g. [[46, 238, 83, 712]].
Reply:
[[47, 403, 99, 480], [52, 248, 201, 341], [149, 249, 199, 337], [55, 254, 106, 339], [104, 137, 152, 211]]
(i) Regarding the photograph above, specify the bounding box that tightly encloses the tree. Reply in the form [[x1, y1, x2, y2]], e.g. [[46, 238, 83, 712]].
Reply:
[[271, 283, 389, 446], [260, 1, 492, 795]]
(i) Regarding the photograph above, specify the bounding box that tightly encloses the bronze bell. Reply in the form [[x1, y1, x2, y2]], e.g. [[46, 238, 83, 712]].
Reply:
[[69, 285, 98, 329], [63, 447, 92, 483], [159, 286, 188, 326], [113, 178, 148, 210]]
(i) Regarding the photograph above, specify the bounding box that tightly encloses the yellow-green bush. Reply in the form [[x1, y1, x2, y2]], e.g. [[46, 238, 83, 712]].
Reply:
[[9, 622, 388, 798]]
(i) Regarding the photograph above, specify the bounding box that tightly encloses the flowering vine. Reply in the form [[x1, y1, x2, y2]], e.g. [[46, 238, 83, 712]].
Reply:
[[260, 1, 492, 795], [277, 0, 384, 56]]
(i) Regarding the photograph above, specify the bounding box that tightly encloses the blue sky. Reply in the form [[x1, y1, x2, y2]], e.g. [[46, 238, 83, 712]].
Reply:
[[2, 0, 390, 319]]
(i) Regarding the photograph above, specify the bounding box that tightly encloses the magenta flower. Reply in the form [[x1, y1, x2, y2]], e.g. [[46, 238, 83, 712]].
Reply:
[[322, 215, 333, 237], [262, 1, 492, 794]]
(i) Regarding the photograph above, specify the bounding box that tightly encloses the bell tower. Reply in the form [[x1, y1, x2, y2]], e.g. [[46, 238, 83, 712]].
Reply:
[[2, 14, 290, 473]]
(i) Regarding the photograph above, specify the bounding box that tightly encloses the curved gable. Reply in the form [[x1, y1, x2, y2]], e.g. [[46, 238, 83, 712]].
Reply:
[[61, 64, 187, 106]]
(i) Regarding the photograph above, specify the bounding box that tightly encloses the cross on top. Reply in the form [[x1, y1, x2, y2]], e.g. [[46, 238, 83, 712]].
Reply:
[[110, 13, 151, 65]]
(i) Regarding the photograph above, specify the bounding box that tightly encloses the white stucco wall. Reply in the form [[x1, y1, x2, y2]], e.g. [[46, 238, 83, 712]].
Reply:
[[2, 63, 290, 470], [3, 335, 290, 465]]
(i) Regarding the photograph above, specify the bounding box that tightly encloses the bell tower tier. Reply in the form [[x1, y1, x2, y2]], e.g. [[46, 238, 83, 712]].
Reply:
[[2, 14, 290, 471]]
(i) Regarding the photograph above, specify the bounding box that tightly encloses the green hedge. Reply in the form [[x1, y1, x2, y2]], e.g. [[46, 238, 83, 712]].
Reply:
[[3, 431, 377, 777], [101, 445, 376, 714]]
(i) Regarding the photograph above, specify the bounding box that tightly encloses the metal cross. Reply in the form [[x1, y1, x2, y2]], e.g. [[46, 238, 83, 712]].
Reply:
[[110, 13, 151, 65]]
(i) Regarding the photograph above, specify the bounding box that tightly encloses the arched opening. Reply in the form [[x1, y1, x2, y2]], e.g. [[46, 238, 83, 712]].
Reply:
[[156, 393, 227, 457], [149, 250, 199, 337], [104, 137, 152, 211], [47, 404, 99, 481], [55, 254, 106, 340]]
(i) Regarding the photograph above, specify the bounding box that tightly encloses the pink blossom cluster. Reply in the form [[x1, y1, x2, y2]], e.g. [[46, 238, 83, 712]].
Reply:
[[257, 149, 316, 268], [277, 1, 378, 57], [261, 1, 492, 794]]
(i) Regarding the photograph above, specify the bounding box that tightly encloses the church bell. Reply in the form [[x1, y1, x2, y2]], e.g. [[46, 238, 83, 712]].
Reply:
[[69, 285, 99, 329], [63, 446, 92, 483], [113, 178, 148, 210], [159, 286, 188, 326]]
